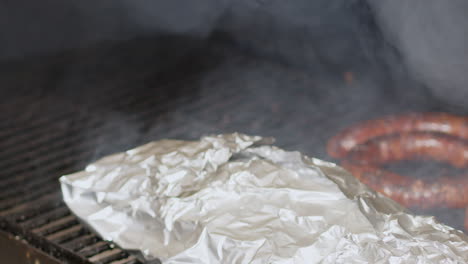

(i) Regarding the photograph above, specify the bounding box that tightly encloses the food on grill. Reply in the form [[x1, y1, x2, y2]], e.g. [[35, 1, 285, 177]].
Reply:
[[347, 132, 468, 168], [61, 134, 468, 263], [343, 132, 468, 207], [341, 161, 468, 208], [327, 113, 468, 229], [327, 112, 468, 159]]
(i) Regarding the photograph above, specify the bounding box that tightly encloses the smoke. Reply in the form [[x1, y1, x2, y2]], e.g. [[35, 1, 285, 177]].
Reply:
[[2, 0, 468, 113], [2, 0, 453, 157], [1, 0, 466, 231], [218, 0, 372, 73], [0, 0, 231, 60], [368, 0, 468, 110], [0, 0, 396, 77], [2, 1, 464, 161], [2, 0, 467, 113], [120, 0, 230, 36]]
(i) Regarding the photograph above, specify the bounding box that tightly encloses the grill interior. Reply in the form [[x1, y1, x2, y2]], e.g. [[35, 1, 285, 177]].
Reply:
[[0, 36, 203, 263], [0, 34, 466, 263], [0, 91, 169, 264]]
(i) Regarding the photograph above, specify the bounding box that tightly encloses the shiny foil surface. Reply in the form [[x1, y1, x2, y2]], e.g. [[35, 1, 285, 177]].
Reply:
[[60, 133, 468, 263]]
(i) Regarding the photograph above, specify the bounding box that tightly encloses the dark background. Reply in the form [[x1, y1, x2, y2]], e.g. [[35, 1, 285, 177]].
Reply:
[[0, 0, 467, 108]]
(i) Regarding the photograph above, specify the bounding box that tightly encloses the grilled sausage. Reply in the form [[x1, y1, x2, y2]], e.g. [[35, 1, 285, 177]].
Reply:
[[328, 112, 468, 230], [341, 161, 468, 208], [346, 132, 468, 169], [327, 113, 468, 159]]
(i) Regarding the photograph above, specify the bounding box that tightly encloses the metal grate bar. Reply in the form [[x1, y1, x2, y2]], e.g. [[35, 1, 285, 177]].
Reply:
[[88, 248, 126, 264], [19, 206, 70, 229], [0, 84, 166, 151], [0, 97, 176, 194], [32, 215, 77, 235], [62, 234, 100, 252], [8, 200, 65, 224], [0, 96, 68, 122], [109, 256, 139, 264], [0, 90, 171, 177], [0, 177, 62, 204], [0, 192, 61, 217], [46, 224, 86, 243], [79, 241, 111, 258], [0, 77, 143, 130], [0, 87, 139, 149], [0, 150, 91, 189], [0, 183, 60, 211], [0, 116, 90, 162]]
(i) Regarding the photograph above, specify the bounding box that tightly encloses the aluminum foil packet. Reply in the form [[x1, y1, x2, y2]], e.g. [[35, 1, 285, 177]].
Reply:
[[60, 133, 468, 263]]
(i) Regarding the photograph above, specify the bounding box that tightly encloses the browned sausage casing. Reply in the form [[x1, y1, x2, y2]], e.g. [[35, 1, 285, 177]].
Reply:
[[341, 161, 468, 208], [327, 113, 468, 159], [347, 132, 468, 168], [328, 112, 468, 230]]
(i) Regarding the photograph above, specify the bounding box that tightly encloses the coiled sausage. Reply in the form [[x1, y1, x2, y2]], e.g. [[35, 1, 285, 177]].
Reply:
[[327, 113, 468, 159], [327, 112, 468, 230]]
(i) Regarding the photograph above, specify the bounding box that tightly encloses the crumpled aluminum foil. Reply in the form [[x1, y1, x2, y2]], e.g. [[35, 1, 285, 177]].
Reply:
[[60, 133, 468, 263]]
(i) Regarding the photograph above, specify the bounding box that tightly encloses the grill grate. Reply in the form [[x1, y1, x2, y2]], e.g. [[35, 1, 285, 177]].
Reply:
[[0, 90, 171, 263], [0, 35, 221, 263], [0, 49, 207, 261]]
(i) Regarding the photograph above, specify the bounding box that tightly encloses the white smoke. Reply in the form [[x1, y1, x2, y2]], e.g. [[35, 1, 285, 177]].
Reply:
[[368, 0, 468, 109]]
